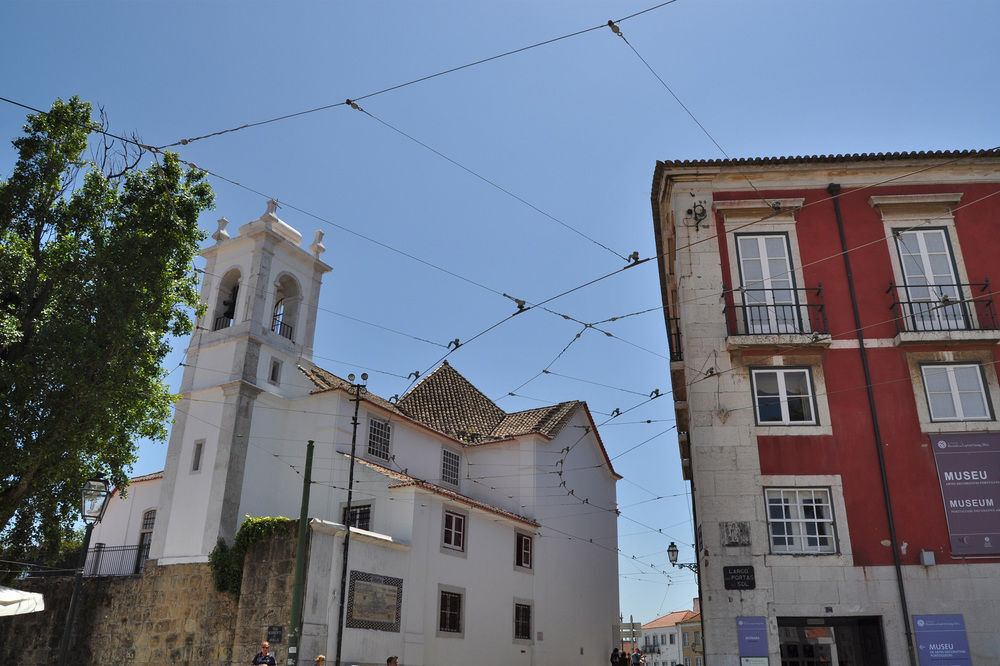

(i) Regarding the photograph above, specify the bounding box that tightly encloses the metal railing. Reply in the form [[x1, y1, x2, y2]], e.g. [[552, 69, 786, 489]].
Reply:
[[213, 315, 233, 331], [83, 543, 150, 577], [666, 316, 683, 361], [724, 286, 828, 337], [888, 281, 998, 333], [271, 317, 294, 341]]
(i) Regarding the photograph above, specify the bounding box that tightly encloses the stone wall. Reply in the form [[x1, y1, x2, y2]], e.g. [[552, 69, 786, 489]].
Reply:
[[0, 522, 298, 665]]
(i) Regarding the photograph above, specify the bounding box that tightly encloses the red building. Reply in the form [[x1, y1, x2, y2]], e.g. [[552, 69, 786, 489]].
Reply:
[[652, 150, 1000, 665]]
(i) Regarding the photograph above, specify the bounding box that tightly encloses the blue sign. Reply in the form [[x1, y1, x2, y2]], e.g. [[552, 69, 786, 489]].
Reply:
[[737, 616, 768, 657], [913, 614, 971, 666]]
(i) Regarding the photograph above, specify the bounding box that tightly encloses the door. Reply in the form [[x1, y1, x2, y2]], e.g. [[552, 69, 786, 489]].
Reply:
[[895, 228, 966, 331], [737, 234, 800, 334]]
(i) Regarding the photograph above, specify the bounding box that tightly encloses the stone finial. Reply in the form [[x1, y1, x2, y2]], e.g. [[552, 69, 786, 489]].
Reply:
[[309, 230, 327, 258], [264, 199, 280, 221], [212, 217, 230, 242]]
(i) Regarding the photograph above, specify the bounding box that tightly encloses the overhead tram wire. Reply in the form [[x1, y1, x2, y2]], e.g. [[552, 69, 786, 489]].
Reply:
[[154, 0, 684, 150], [345, 101, 628, 262], [605, 19, 775, 208]]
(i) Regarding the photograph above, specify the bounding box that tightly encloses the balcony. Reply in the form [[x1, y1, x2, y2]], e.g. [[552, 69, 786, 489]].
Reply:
[[889, 281, 1000, 344], [213, 315, 233, 331], [666, 316, 683, 362], [724, 286, 830, 348], [83, 543, 151, 577], [271, 317, 294, 341]]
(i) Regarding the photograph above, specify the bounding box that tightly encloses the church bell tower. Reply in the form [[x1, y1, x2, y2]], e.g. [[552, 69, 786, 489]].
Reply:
[[150, 201, 332, 563]]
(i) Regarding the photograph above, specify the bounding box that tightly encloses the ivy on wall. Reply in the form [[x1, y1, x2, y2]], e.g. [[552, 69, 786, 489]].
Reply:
[[209, 516, 294, 599]]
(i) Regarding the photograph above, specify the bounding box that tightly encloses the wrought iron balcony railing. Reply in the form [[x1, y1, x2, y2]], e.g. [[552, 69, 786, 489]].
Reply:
[[213, 315, 233, 331], [724, 286, 828, 338], [666, 316, 683, 362], [83, 543, 151, 577], [271, 317, 294, 341], [888, 281, 998, 334]]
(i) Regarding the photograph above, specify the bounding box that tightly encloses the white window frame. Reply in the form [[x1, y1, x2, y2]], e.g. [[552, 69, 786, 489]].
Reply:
[[893, 227, 967, 331], [751, 367, 818, 426], [765, 487, 837, 554], [921, 363, 992, 422], [441, 448, 460, 486], [735, 232, 801, 335], [367, 417, 392, 461], [442, 509, 467, 553], [515, 532, 533, 570]]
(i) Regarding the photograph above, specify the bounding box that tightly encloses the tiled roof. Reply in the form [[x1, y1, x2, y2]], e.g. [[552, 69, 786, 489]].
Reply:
[[298, 364, 401, 414], [656, 148, 999, 169], [300, 361, 617, 475], [642, 609, 698, 629], [394, 361, 582, 445], [395, 361, 506, 442], [347, 453, 539, 528]]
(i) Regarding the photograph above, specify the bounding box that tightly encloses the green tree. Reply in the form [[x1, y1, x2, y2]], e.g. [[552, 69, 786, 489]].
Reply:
[[0, 97, 213, 561]]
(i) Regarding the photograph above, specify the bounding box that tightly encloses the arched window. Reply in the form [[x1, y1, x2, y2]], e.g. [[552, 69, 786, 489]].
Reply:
[[135, 509, 156, 573], [271, 275, 301, 341], [213, 269, 242, 331]]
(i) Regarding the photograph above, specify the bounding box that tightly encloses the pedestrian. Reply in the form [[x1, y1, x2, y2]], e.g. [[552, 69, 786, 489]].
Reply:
[[387, 657, 399, 665], [610, 647, 620, 664], [314, 656, 326, 665], [251, 641, 276, 666], [631, 648, 642, 666]]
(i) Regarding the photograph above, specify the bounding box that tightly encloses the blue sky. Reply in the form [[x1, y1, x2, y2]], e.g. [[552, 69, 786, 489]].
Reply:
[[3, 0, 998, 624]]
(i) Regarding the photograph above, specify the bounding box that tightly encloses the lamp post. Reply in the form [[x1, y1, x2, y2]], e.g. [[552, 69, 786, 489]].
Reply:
[[57, 476, 112, 665], [334, 373, 367, 666], [667, 541, 699, 574]]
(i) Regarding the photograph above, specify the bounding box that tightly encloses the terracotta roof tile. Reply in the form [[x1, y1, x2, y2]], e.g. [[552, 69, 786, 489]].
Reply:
[[299, 361, 618, 476], [642, 609, 699, 629], [656, 147, 999, 169]]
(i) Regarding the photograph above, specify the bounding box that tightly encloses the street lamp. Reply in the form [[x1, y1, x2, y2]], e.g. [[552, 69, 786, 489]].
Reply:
[[58, 476, 112, 665], [667, 541, 699, 574]]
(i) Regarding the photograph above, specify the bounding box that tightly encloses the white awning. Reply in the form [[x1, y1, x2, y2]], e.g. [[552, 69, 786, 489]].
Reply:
[[0, 585, 45, 616]]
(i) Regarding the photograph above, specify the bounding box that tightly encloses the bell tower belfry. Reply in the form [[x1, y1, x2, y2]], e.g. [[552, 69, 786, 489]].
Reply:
[[150, 201, 331, 563]]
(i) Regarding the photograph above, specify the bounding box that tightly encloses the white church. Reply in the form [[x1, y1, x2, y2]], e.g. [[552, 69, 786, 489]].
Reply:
[[92, 202, 622, 665]]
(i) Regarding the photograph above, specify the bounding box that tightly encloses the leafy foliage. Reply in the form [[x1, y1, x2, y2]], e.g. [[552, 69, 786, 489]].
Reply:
[[0, 97, 214, 560], [209, 516, 294, 598]]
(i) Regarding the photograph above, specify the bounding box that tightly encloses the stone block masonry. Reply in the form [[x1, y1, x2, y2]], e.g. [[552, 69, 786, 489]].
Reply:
[[0, 522, 298, 664]]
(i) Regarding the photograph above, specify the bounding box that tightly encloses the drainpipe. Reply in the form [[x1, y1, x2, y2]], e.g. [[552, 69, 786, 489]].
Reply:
[[828, 183, 917, 666]]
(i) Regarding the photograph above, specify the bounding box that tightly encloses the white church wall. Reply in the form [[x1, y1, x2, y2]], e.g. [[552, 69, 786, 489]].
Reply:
[[91, 475, 162, 548]]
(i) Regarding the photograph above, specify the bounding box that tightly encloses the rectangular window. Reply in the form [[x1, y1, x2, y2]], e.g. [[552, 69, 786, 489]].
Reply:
[[696, 658, 703, 666], [921, 363, 991, 421], [268, 358, 282, 385], [751, 367, 817, 425], [443, 510, 466, 551], [683, 632, 690, 647], [343, 504, 371, 531], [516, 533, 532, 569], [514, 603, 532, 640], [439, 590, 462, 633], [191, 440, 204, 472], [669, 634, 675, 645], [766, 488, 836, 554], [684, 657, 691, 666], [694, 631, 701, 645], [368, 418, 391, 460], [894, 228, 966, 331], [736, 233, 800, 334], [441, 448, 460, 486]]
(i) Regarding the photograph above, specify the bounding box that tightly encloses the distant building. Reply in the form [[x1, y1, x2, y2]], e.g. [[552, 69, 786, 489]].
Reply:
[[109, 201, 622, 664], [640, 608, 698, 666], [88, 471, 162, 575], [652, 149, 1000, 664], [675, 613, 702, 666]]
